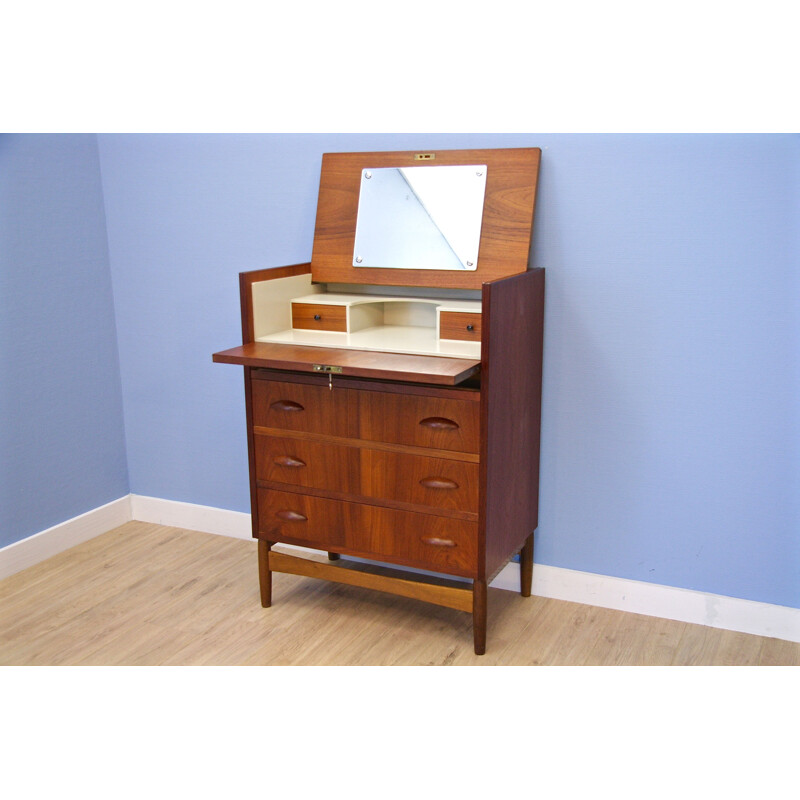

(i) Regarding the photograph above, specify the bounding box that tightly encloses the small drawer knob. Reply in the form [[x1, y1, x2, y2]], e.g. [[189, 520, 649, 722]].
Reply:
[[466, 324, 474, 331], [314, 314, 321, 320]]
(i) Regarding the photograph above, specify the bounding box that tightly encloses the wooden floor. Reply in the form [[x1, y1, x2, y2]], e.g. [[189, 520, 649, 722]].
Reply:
[[1, 521, 798, 666]]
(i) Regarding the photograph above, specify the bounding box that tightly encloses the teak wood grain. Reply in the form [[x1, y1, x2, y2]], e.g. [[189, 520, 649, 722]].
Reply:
[[255, 434, 361, 495], [213, 341, 481, 385], [256, 480, 479, 522], [252, 426, 480, 464], [361, 448, 479, 514], [357, 389, 480, 453], [249, 367, 481, 401], [251, 378, 359, 438], [291, 302, 348, 332], [266, 550, 474, 613], [254, 434, 479, 516], [257, 489, 479, 577], [310, 148, 541, 290], [439, 311, 482, 341], [479, 268, 545, 582]]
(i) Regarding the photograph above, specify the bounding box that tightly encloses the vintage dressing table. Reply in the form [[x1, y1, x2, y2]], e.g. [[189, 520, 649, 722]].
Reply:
[[213, 147, 544, 654]]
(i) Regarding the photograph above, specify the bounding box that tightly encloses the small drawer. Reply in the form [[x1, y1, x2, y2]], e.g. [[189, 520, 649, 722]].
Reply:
[[439, 311, 482, 341], [291, 302, 347, 332], [257, 489, 478, 576], [358, 390, 480, 454], [251, 378, 357, 438], [254, 434, 360, 494]]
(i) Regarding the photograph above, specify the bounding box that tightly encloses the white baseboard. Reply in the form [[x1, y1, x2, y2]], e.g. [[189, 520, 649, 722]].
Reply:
[[4, 493, 799, 644], [0, 496, 132, 581], [491, 561, 800, 644], [130, 494, 252, 539]]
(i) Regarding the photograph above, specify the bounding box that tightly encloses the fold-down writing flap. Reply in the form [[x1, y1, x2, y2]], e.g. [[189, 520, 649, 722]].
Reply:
[[212, 342, 480, 386]]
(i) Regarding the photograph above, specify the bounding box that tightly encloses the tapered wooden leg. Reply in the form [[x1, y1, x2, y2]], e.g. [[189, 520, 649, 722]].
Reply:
[[473, 579, 487, 655], [258, 540, 272, 608], [520, 533, 534, 597], [327, 552, 340, 561]]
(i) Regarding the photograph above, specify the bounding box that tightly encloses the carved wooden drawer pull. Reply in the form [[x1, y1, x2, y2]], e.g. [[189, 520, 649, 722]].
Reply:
[[419, 477, 459, 490], [270, 400, 304, 413], [421, 536, 457, 548], [273, 455, 306, 468], [419, 416, 459, 431], [276, 510, 308, 522]]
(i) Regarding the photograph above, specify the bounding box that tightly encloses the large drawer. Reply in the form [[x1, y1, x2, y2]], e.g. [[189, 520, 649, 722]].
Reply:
[[357, 390, 480, 454], [254, 434, 360, 494], [257, 489, 478, 576], [251, 378, 357, 438], [255, 435, 478, 515], [360, 449, 478, 514]]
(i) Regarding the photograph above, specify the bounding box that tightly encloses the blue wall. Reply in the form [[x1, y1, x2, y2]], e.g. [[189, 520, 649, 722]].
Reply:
[[96, 133, 800, 610], [5, 133, 798, 612], [0, 134, 129, 548]]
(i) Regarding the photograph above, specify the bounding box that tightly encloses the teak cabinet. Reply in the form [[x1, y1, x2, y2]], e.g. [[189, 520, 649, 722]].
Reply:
[[213, 148, 544, 654]]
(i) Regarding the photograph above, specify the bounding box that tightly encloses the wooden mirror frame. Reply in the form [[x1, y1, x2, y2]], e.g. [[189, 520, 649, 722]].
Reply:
[[310, 147, 541, 291]]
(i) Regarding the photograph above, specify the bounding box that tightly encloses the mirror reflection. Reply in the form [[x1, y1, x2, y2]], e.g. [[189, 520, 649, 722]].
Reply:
[[353, 164, 487, 271]]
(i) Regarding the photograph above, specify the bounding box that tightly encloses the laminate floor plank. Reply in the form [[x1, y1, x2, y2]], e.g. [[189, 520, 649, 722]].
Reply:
[[502, 599, 612, 666], [582, 609, 688, 666], [759, 637, 800, 666], [712, 630, 765, 666], [671, 622, 726, 666], [190, 575, 354, 666], [1, 522, 798, 667]]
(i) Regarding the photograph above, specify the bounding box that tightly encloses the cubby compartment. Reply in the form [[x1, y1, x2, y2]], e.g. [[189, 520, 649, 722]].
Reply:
[[257, 288, 482, 359]]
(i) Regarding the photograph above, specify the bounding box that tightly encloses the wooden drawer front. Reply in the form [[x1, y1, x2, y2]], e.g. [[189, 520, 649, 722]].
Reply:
[[362, 450, 478, 514], [254, 434, 360, 494], [256, 437, 477, 515], [252, 378, 356, 438], [440, 311, 482, 341], [257, 490, 478, 575], [291, 303, 347, 332], [358, 391, 480, 454]]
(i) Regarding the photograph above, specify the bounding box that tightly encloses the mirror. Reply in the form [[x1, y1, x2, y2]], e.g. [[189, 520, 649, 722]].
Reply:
[[352, 164, 487, 271]]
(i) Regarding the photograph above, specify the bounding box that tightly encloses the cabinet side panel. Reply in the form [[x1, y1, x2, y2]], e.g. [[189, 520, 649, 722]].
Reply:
[[480, 269, 545, 581], [238, 264, 313, 538], [244, 367, 260, 538]]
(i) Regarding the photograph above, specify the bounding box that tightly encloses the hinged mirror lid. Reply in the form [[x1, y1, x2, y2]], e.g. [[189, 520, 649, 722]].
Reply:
[[310, 147, 541, 290]]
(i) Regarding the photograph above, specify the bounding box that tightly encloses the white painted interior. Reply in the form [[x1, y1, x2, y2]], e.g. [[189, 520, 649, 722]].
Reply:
[[258, 290, 482, 359], [257, 325, 482, 359], [348, 302, 384, 333], [251, 272, 321, 339]]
